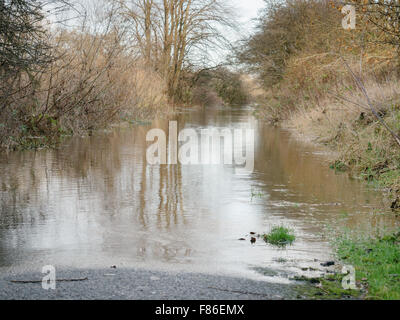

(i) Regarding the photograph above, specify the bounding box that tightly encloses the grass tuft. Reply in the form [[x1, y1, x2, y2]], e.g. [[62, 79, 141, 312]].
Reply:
[[263, 226, 296, 247]]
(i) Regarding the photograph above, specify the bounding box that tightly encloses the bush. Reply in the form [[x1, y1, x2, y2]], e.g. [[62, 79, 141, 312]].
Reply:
[[0, 12, 170, 150]]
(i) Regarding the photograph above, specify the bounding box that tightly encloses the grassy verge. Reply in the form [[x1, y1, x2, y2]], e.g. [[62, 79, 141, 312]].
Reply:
[[335, 230, 400, 300], [298, 229, 400, 300]]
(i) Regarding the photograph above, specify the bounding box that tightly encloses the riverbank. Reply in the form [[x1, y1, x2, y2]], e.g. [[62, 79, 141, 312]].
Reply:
[[238, 0, 400, 300], [282, 76, 400, 211], [259, 71, 400, 301]]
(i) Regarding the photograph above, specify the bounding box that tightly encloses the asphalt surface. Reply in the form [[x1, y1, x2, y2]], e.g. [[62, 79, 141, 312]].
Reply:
[[0, 268, 298, 300]]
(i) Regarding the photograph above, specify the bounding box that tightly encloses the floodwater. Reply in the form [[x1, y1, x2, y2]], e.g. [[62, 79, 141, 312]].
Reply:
[[0, 106, 398, 282]]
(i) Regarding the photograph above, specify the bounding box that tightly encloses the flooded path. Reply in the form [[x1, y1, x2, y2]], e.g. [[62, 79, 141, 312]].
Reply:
[[0, 106, 397, 283]]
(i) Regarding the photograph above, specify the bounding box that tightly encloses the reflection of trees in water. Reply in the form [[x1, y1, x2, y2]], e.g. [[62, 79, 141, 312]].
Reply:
[[137, 117, 185, 230], [0, 119, 191, 264], [255, 124, 355, 202], [0, 128, 128, 232], [155, 164, 185, 229], [0, 119, 187, 232], [255, 125, 396, 230], [0, 152, 49, 229]]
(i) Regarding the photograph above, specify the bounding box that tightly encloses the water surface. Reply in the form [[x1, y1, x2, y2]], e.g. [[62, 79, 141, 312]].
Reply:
[[0, 106, 397, 282]]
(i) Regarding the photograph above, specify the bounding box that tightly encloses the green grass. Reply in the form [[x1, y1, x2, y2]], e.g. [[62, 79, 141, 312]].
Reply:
[[263, 226, 296, 247], [295, 273, 362, 300], [335, 230, 400, 300]]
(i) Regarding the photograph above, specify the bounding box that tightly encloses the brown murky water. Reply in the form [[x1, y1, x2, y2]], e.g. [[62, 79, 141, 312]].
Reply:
[[0, 106, 398, 282]]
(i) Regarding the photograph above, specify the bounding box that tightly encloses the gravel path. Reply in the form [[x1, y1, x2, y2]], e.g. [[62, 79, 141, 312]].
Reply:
[[0, 268, 298, 300]]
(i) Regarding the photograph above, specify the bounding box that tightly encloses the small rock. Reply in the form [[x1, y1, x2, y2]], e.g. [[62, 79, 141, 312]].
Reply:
[[250, 237, 257, 244], [301, 267, 309, 271], [238, 238, 246, 241], [321, 261, 335, 267], [110, 265, 117, 269], [250, 232, 257, 235], [309, 278, 321, 284]]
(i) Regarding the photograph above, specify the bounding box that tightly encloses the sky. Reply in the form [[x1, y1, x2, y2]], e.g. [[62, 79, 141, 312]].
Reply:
[[231, 0, 266, 29], [209, 0, 266, 65], [46, 0, 267, 65], [48, 0, 267, 35], [227, 0, 266, 42]]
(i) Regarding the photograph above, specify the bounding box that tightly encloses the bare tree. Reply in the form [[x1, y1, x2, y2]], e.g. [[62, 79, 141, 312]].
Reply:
[[115, 0, 235, 98], [0, 0, 50, 74], [0, 0, 73, 111]]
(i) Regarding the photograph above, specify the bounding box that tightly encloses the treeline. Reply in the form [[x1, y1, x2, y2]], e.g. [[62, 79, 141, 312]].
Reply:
[[237, 0, 400, 120], [0, 0, 248, 150], [115, 0, 249, 106]]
